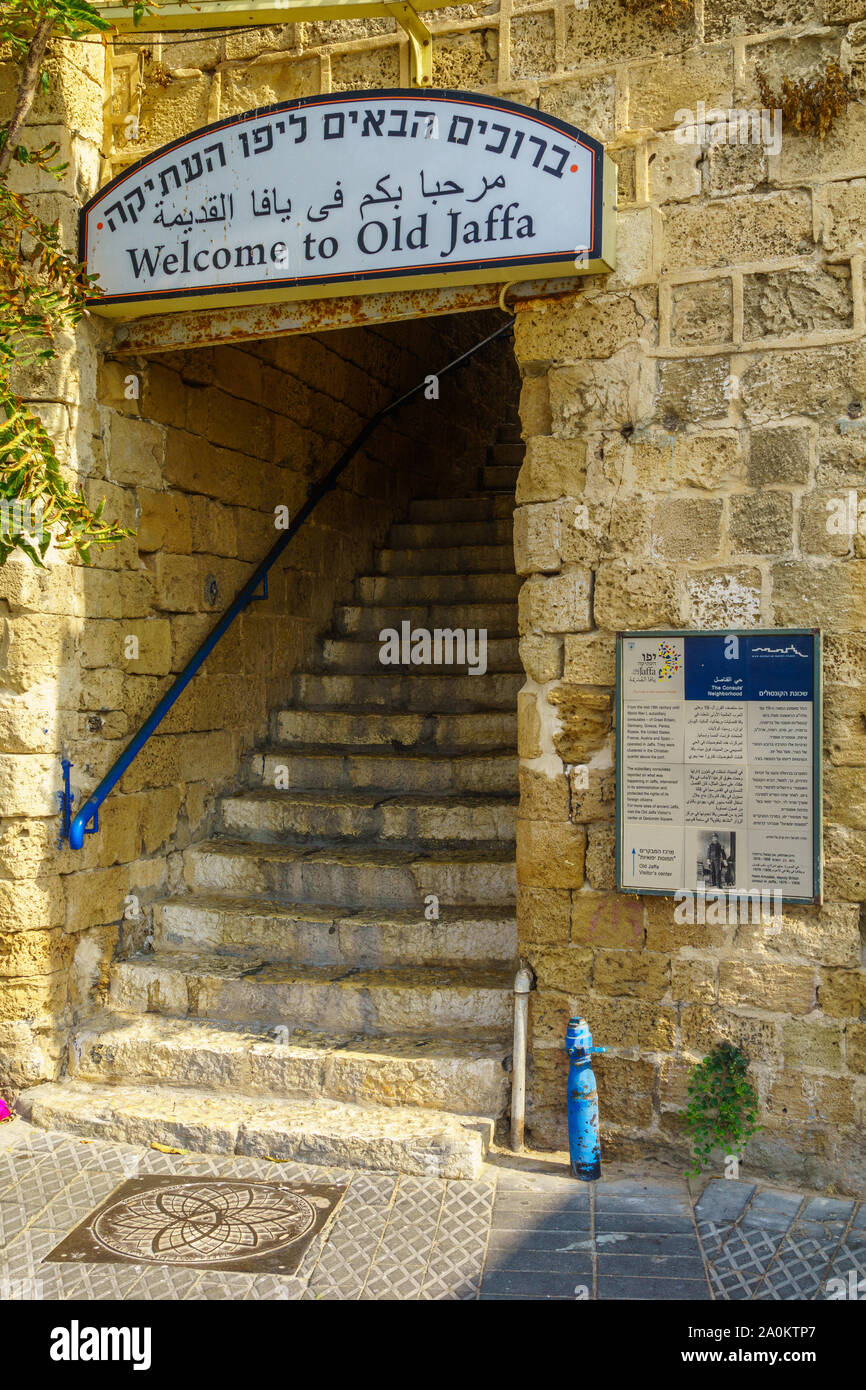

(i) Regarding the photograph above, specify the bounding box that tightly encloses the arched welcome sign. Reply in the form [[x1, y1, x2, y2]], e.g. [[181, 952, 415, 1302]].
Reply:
[[81, 89, 616, 317]]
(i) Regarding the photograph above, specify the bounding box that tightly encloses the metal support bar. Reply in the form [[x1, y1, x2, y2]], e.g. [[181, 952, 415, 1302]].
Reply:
[[62, 314, 514, 850], [385, 2, 432, 87]]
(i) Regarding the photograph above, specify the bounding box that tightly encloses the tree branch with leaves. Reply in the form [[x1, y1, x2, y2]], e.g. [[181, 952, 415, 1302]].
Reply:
[[0, 0, 153, 565]]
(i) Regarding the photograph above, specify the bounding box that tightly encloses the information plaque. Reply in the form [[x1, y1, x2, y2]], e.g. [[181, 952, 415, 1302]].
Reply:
[[615, 630, 821, 904]]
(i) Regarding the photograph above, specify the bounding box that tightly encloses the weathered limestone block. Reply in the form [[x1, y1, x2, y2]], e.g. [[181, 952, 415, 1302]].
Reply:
[[718, 960, 816, 1013], [593, 561, 680, 629], [550, 358, 650, 433], [589, 994, 677, 1049], [656, 356, 732, 424], [848, 1023, 866, 1073], [220, 56, 320, 114], [662, 193, 813, 272], [818, 179, 866, 254], [740, 344, 866, 423], [799, 490, 856, 557], [518, 884, 571, 945], [519, 634, 563, 683], [433, 30, 497, 87], [772, 560, 866, 632], [653, 496, 723, 560], [571, 891, 644, 949], [597, 1055, 655, 1126], [513, 501, 562, 575], [0, 928, 68, 978], [671, 279, 733, 346], [516, 437, 587, 503], [681, 1005, 778, 1057], [783, 1016, 846, 1071], [0, 877, 65, 931], [138, 74, 211, 148], [777, 103, 866, 184], [563, 631, 616, 686], [527, 945, 594, 996], [510, 12, 555, 80], [648, 135, 702, 203], [818, 967, 864, 1018], [0, 755, 60, 817], [736, 903, 861, 966], [743, 266, 854, 339], [109, 416, 165, 489], [670, 956, 717, 1003], [0, 1022, 63, 1090], [815, 429, 866, 489], [79, 619, 173, 675], [0, 972, 67, 1023], [515, 295, 644, 363], [766, 1073, 853, 1126], [568, 761, 616, 823], [729, 491, 794, 555], [706, 142, 766, 196], [593, 949, 670, 1000], [823, 825, 866, 899], [518, 571, 592, 634], [748, 425, 812, 486], [519, 375, 552, 437], [538, 74, 615, 144], [563, 0, 697, 66], [823, 633, 866, 687], [529, 990, 577, 1049], [517, 818, 586, 888], [630, 49, 733, 129], [585, 822, 616, 890], [687, 567, 762, 627], [825, 766, 866, 827], [547, 685, 612, 763], [518, 766, 570, 821], [517, 689, 543, 759], [137, 490, 194, 554]]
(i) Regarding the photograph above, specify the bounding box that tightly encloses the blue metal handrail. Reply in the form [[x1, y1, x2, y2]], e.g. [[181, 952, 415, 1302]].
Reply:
[[61, 315, 515, 849]]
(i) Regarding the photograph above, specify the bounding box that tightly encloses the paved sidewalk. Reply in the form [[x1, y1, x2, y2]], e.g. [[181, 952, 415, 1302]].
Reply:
[[1, 1120, 863, 1300]]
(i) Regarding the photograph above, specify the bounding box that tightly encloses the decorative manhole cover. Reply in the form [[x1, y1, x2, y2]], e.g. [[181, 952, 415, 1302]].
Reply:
[[45, 1176, 346, 1275]]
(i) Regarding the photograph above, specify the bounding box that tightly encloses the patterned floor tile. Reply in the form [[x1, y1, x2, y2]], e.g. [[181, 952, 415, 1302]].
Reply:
[[755, 1222, 847, 1300], [707, 1225, 787, 1300]]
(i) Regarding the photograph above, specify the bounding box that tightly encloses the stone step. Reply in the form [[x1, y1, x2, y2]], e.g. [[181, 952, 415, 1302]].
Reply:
[[109, 953, 515, 1036], [387, 518, 513, 548], [496, 422, 523, 446], [246, 745, 517, 795], [154, 895, 518, 967], [407, 495, 513, 523], [356, 572, 521, 604], [480, 465, 520, 492], [69, 1013, 511, 1118], [289, 670, 522, 714], [335, 600, 517, 639], [183, 839, 517, 907], [219, 789, 518, 847], [18, 1080, 494, 1178], [272, 708, 516, 750], [375, 544, 514, 575], [318, 634, 520, 673]]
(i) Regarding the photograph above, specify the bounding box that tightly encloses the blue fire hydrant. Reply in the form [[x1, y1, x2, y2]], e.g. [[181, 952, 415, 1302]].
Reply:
[[565, 1017, 606, 1181]]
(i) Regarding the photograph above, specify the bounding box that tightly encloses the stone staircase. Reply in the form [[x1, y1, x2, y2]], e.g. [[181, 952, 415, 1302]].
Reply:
[[21, 428, 524, 1178]]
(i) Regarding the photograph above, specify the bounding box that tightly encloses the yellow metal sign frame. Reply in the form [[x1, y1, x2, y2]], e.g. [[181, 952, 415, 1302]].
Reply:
[[94, 0, 444, 85]]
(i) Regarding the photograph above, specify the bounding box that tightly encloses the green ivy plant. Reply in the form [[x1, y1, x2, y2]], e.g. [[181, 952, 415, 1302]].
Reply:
[[684, 1042, 760, 1178], [0, 0, 162, 564]]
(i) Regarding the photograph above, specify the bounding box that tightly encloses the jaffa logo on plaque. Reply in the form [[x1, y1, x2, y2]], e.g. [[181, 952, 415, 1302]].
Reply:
[[80, 89, 616, 316]]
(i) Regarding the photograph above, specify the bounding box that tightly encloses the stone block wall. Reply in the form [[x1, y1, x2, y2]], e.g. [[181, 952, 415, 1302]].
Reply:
[[0, 37, 516, 1102], [2, 0, 865, 1189]]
